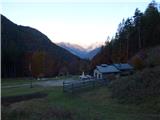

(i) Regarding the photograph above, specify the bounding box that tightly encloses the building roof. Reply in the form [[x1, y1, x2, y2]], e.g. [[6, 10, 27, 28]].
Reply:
[[101, 64, 108, 67], [113, 63, 133, 70], [96, 65, 120, 73]]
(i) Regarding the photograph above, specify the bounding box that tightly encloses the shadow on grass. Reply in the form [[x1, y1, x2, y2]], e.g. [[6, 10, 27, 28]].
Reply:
[[1, 92, 48, 106]]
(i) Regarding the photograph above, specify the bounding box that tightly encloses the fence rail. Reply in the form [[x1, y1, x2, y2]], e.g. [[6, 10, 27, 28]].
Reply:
[[63, 79, 108, 93]]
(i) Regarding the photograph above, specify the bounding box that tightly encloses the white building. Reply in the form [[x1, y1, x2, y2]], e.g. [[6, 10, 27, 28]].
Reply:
[[94, 64, 120, 79]]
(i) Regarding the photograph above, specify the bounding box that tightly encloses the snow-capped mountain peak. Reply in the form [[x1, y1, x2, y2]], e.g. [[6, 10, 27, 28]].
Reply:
[[56, 42, 103, 59], [85, 41, 105, 52]]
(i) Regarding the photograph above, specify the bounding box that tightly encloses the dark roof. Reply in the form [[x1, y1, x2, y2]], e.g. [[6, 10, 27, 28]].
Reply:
[[96, 65, 120, 73], [113, 63, 133, 70]]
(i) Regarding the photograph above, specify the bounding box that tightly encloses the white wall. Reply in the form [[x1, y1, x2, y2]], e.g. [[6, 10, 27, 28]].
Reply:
[[94, 69, 102, 79]]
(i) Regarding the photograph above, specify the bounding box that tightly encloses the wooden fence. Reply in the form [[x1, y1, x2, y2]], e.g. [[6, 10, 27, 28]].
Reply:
[[63, 79, 108, 93]]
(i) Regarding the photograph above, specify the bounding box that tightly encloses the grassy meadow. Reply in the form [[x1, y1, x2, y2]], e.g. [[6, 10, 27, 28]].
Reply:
[[2, 81, 160, 120]]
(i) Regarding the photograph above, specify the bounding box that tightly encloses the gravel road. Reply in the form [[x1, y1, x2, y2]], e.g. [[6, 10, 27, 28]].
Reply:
[[2, 79, 76, 88]]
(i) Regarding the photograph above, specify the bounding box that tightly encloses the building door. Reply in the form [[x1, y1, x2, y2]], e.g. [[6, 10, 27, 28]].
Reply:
[[99, 74, 101, 79], [98, 74, 102, 79]]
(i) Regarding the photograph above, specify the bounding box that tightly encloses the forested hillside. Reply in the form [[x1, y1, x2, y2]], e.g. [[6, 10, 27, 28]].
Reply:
[[108, 45, 160, 104], [1, 15, 88, 78], [91, 1, 160, 69]]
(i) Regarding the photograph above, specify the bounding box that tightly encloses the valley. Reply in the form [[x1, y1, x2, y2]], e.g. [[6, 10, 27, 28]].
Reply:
[[57, 42, 102, 59], [1, 1, 160, 120]]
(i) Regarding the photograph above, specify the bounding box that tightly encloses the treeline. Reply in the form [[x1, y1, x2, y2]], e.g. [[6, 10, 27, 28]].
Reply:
[[91, 1, 160, 69]]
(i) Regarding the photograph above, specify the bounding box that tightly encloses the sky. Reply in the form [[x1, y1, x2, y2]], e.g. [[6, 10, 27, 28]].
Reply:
[[1, 0, 159, 47]]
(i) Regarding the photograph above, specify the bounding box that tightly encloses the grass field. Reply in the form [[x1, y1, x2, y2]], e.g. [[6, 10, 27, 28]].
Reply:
[[2, 83, 160, 120], [1, 78, 35, 86]]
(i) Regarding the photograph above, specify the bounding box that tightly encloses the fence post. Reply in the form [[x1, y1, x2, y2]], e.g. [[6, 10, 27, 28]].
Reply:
[[92, 80, 95, 88], [63, 81, 65, 92], [30, 77, 33, 88], [71, 83, 73, 94], [83, 80, 85, 88]]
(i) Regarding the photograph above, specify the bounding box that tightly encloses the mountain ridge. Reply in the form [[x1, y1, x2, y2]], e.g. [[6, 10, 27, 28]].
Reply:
[[57, 42, 102, 59], [1, 14, 83, 78]]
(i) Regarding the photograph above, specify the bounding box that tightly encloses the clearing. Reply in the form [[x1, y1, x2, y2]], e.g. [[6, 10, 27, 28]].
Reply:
[[2, 78, 160, 120]]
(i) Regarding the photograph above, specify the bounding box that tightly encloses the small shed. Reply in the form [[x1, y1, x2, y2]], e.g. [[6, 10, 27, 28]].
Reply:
[[94, 64, 120, 80], [113, 63, 134, 76]]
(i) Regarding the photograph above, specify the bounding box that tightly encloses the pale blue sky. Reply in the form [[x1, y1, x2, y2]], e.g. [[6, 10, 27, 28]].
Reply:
[[1, 0, 159, 47]]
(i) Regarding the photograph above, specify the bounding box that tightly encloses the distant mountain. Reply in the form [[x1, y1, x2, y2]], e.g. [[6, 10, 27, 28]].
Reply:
[[88, 47, 101, 60], [57, 42, 87, 58], [86, 42, 104, 52], [57, 42, 102, 59], [1, 14, 83, 78]]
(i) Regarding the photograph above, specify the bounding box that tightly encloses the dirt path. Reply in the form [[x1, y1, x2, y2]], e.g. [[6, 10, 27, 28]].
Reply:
[[2, 79, 76, 88], [35, 80, 64, 87]]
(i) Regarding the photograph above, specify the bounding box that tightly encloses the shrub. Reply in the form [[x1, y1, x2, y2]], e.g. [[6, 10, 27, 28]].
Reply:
[[2, 99, 75, 120], [131, 55, 144, 70], [145, 46, 160, 67], [108, 66, 160, 103]]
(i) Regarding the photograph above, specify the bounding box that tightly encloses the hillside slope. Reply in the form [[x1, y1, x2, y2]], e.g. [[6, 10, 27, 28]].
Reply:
[[109, 46, 160, 103], [1, 15, 81, 78]]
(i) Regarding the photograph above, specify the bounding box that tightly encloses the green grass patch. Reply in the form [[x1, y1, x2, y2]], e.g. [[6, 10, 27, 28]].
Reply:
[[2, 86, 160, 120], [1, 78, 37, 86]]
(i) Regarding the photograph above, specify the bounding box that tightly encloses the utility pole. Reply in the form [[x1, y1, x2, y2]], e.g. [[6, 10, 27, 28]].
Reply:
[[29, 63, 33, 88]]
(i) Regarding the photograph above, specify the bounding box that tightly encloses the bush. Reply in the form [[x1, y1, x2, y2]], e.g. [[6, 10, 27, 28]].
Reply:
[[108, 66, 160, 103], [2, 99, 75, 120], [131, 55, 145, 70], [145, 46, 160, 67]]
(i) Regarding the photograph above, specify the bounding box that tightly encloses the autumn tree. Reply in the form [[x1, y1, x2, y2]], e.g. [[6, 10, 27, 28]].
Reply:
[[31, 51, 46, 78]]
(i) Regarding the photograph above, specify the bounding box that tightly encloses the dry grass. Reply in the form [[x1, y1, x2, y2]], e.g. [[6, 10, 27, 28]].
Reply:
[[109, 65, 160, 104], [145, 46, 160, 67]]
